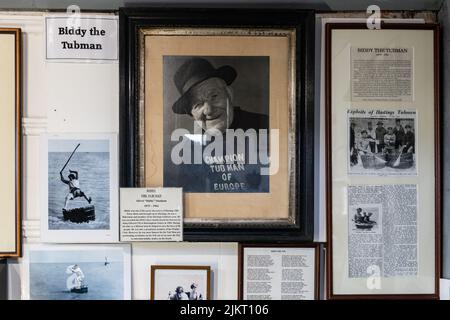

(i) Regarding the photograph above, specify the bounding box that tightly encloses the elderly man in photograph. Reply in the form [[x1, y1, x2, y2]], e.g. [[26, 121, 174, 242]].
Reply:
[[171, 57, 268, 134], [165, 57, 270, 193]]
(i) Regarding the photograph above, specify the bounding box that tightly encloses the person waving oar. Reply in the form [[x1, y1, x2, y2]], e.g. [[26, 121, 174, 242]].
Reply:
[[392, 145, 405, 168], [59, 143, 92, 210]]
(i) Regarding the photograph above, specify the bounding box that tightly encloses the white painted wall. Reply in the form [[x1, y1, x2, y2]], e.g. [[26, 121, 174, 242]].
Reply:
[[1, 11, 239, 300]]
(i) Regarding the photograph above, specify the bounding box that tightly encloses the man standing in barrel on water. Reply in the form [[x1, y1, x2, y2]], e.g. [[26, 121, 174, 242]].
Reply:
[[60, 169, 92, 210]]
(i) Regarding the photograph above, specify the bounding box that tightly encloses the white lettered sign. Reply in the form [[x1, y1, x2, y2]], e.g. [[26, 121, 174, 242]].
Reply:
[[120, 188, 183, 242], [46, 16, 118, 61]]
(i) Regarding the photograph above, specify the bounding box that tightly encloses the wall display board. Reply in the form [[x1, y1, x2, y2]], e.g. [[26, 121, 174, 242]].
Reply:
[[0, 28, 21, 258], [119, 8, 315, 242], [151, 265, 211, 300], [325, 23, 440, 299], [238, 243, 320, 300]]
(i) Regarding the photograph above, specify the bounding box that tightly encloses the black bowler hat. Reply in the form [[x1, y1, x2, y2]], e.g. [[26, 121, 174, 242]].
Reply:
[[172, 58, 237, 115]]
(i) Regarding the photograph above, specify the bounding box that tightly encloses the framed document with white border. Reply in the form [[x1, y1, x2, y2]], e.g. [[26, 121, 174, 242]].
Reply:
[[22, 244, 132, 300], [325, 23, 440, 299], [238, 243, 320, 300], [119, 8, 315, 242], [0, 28, 21, 258], [40, 134, 119, 243]]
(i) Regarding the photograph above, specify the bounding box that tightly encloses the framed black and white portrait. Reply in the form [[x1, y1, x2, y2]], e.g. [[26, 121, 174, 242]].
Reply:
[[163, 55, 270, 193], [119, 8, 315, 242]]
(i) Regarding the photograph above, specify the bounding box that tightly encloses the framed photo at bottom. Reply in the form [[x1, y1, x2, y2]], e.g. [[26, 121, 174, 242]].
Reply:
[[238, 243, 320, 300], [22, 244, 131, 300], [151, 265, 211, 300]]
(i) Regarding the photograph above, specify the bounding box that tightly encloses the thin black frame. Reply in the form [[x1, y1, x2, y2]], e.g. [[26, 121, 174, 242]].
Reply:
[[119, 7, 315, 242]]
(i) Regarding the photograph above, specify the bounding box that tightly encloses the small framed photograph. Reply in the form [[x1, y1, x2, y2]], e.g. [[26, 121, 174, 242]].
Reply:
[[22, 244, 131, 300], [0, 28, 22, 258], [238, 244, 320, 300], [326, 23, 440, 299], [151, 265, 211, 300], [40, 134, 119, 242], [119, 8, 315, 241]]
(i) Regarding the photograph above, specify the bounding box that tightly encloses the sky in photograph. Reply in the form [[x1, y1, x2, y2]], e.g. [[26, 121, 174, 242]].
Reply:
[[48, 139, 109, 153], [30, 247, 125, 263]]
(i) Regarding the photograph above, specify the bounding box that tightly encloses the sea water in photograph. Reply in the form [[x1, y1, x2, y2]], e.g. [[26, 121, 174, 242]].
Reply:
[[48, 139, 110, 230], [29, 248, 124, 300]]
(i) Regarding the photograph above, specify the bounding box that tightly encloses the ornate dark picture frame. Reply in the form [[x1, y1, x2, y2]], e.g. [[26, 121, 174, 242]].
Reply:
[[119, 8, 315, 242]]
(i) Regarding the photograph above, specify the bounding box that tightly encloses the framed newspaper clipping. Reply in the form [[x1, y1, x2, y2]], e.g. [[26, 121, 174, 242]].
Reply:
[[238, 243, 320, 300], [325, 23, 440, 299], [0, 28, 22, 258], [119, 8, 315, 242]]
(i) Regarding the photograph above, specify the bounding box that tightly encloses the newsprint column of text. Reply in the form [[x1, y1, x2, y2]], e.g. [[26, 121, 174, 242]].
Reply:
[[348, 184, 417, 278], [243, 247, 316, 300]]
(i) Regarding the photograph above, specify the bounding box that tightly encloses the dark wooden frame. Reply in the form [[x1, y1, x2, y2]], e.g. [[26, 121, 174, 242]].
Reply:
[[238, 243, 320, 300], [0, 28, 22, 258], [325, 23, 441, 299], [150, 265, 211, 300], [119, 8, 315, 242], [0, 259, 7, 300]]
